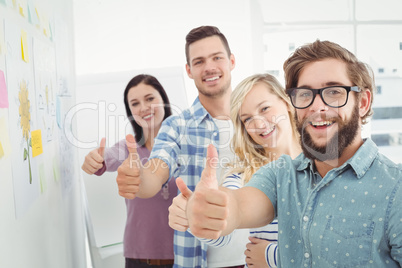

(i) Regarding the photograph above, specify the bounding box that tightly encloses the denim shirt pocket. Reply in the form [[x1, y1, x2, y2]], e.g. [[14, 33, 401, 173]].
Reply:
[[320, 215, 374, 267]]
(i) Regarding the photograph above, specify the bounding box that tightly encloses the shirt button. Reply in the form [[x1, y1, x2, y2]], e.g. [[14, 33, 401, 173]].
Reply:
[[304, 252, 310, 258], [303, 216, 309, 222]]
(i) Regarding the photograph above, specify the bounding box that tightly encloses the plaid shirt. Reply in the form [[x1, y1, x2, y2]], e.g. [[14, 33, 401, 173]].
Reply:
[[149, 97, 222, 268]]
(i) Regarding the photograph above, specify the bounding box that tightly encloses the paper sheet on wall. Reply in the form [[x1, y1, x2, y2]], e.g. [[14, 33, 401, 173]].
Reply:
[[58, 96, 75, 196], [54, 18, 71, 95], [33, 38, 57, 144], [0, 18, 6, 69], [5, 21, 39, 218]]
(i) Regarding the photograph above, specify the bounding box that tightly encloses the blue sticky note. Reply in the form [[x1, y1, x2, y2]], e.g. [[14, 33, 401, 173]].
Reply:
[[27, 0, 39, 25]]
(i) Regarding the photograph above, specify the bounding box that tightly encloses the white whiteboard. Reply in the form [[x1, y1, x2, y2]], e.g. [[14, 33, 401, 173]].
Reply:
[[0, 0, 87, 267], [75, 66, 188, 249]]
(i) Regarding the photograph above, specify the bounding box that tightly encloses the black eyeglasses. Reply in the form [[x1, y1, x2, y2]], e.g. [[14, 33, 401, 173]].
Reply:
[[287, 86, 361, 109]]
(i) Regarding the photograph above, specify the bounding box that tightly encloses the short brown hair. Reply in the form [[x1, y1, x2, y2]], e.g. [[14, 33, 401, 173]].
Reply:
[[185, 26, 231, 65], [283, 40, 375, 124]]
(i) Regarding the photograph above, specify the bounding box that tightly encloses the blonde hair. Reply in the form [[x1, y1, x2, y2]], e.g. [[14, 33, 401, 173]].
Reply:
[[227, 73, 298, 183]]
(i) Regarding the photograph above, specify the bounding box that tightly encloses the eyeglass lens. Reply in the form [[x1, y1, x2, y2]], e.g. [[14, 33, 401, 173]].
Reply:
[[292, 87, 348, 108]]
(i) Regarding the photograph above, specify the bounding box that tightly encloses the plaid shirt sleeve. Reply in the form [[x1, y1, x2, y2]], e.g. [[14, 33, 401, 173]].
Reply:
[[149, 114, 185, 180]]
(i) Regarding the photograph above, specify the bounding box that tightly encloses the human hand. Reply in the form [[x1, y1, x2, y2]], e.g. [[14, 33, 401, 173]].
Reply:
[[245, 237, 271, 268], [168, 177, 193, 231], [81, 137, 106, 174], [187, 144, 228, 239], [116, 134, 142, 199]]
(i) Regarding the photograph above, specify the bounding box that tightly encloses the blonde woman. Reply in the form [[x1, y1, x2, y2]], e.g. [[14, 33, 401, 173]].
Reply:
[[169, 73, 301, 267]]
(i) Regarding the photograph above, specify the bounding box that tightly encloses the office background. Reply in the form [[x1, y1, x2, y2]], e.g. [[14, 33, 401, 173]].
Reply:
[[0, 0, 401, 268]]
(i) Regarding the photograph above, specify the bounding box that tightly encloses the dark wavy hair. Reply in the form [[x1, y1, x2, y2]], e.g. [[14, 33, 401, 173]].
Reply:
[[123, 74, 172, 145]]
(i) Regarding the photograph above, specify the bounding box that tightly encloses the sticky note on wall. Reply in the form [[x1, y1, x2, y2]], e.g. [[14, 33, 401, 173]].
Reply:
[[0, 70, 8, 108], [21, 30, 29, 63], [31, 129, 43, 157], [0, 117, 11, 158], [19, 1, 27, 17], [0, 141, 4, 158], [27, 0, 39, 25]]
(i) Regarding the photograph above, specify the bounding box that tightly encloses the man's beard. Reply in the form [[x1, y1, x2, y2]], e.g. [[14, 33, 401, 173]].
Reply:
[[296, 104, 360, 162]]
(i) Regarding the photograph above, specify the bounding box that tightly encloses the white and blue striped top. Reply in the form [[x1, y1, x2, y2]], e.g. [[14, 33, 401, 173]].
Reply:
[[200, 173, 279, 267]]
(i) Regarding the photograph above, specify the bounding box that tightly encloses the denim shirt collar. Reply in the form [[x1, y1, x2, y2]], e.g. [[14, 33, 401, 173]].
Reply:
[[190, 97, 214, 125], [346, 138, 378, 179], [297, 138, 378, 179]]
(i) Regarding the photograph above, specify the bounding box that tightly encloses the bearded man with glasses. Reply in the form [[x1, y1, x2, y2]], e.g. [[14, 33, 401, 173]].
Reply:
[[185, 40, 402, 267], [287, 85, 363, 162]]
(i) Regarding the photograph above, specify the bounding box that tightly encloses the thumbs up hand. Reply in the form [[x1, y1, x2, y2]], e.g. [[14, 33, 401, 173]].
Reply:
[[116, 134, 142, 199], [82, 137, 106, 174], [168, 177, 193, 232], [186, 144, 228, 239]]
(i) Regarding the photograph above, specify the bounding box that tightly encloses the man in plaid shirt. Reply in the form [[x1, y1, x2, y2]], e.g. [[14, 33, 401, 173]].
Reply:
[[116, 26, 246, 267]]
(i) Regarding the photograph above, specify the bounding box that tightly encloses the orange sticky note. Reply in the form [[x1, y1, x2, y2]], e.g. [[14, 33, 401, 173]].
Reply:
[[31, 129, 43, 157], [21, 30, 29, 63]]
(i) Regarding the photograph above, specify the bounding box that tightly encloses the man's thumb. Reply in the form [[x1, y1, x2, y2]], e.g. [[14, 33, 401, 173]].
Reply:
[[176, 177, 192, 199], [202, 144, 219, 189], [98, 137, 106, 157]]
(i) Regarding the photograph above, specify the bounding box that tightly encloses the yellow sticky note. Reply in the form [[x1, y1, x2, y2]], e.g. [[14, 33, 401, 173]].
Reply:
[[21, 30, 29, 63], [0, 141, 4, 158], [19, 4, 25, 17], [19, 0, 28, 17], [31, 129, 43, 157], [42, 15, 50, 37]]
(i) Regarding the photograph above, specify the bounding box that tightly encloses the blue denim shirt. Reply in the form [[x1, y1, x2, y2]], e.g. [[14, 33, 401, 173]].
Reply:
[[247, 139, 402, 267]]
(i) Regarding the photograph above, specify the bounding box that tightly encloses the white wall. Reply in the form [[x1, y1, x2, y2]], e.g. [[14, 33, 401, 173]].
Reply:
[[73, 0, 264, 106]]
